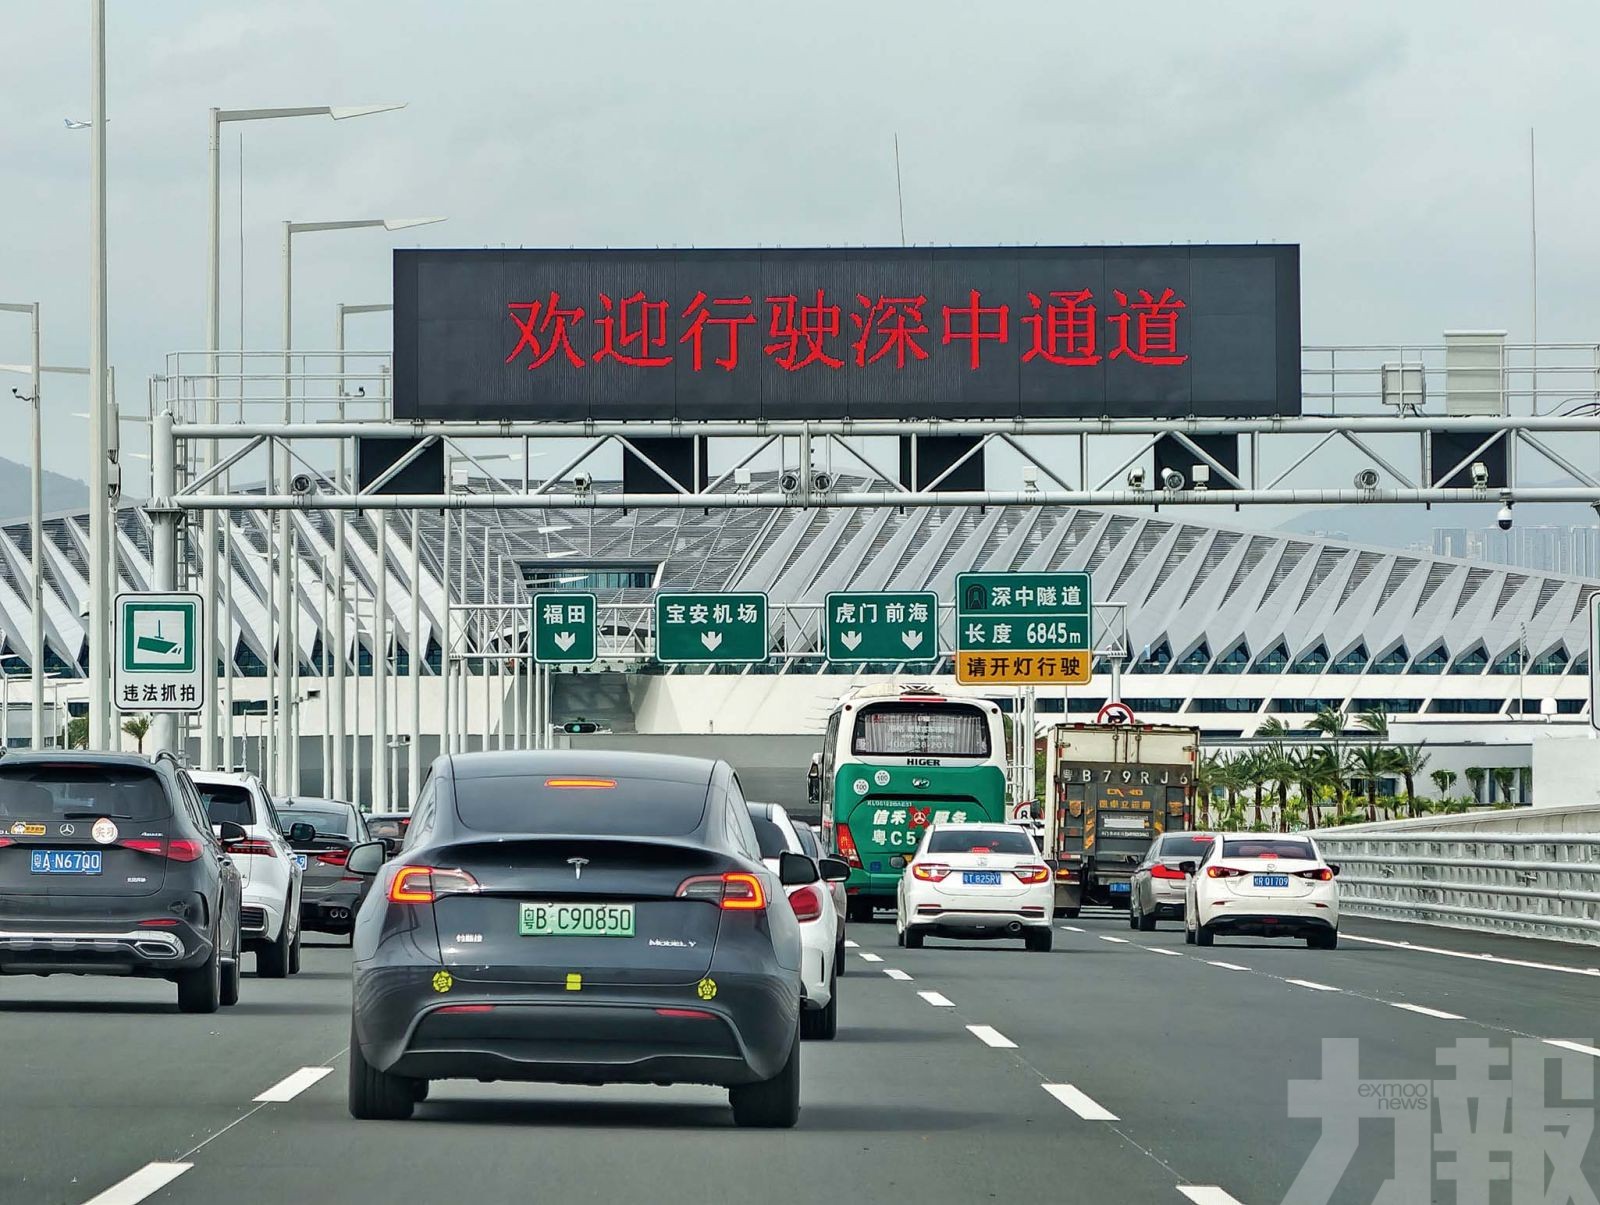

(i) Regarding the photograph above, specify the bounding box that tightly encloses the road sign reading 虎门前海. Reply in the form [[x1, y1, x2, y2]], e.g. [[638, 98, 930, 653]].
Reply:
[[655, 593, 768, 664], [955, 572, 1092, 686], [825, 591, 939, 663], [533, 592, 596, 664], [115, 592, 204, 713]]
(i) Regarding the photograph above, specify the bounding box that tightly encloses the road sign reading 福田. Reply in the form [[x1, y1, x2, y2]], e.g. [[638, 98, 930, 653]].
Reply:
[[825, 591, 938, 663], [115, 592, 204, 713], [955, 572, 1092, 686], [533, 592, 597, 665], [655, 593, 768, 664]]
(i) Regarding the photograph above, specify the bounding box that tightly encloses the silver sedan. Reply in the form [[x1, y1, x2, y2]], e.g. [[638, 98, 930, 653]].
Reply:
[[1129, 832, 1217, 931]]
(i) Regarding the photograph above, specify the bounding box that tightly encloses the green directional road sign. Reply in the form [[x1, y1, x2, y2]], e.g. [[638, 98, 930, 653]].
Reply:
[[533, 592, 597, 664], [825, 591, 939, 663], [955, 572, 1093, 685], [655, 592, 768, 664], [115, 592, 204, 713]]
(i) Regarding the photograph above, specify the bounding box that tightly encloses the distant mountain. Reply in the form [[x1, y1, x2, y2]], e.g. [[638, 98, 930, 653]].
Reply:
[[1275, 501, 1600, 554], [0, 456, 89, 524]]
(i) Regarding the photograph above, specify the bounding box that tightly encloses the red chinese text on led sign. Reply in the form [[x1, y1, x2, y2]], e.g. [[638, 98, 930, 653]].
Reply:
[[503, 287, 1189, 374]]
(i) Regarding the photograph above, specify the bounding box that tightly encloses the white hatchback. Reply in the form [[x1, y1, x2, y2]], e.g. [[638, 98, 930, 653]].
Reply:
[[190, 771, 303, 976], [896, 822, 1054, 952], [1182, 834, 1340, 949]]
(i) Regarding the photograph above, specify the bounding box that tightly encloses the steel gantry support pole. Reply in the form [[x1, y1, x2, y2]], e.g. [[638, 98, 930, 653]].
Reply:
[[409, 511, 422, 803], [372, 512, 389, 810], [201, 108, 222, 770], [88, 0, 112, 750], [150, 410, 179, 754]]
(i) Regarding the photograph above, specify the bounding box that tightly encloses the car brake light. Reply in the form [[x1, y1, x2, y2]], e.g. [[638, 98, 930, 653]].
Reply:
[[139, 917, 181, 927], [1011, 864, 1050, 884], [655, 1007, 716, 1020], [1207, 865, 1245, 879], [436, 1004, 495, 1014], [836, 823, 863, 869], [165, 839, 204, 863], [315, 848, 351, 866], [388, 865, 480, 904], [544, 777, 615, 789], [911, 862, 951, 881], [0, 837, 12, 848], [227, 839, 277, 858], [788, 884, 824, 922], [118, 838, 165, 856], [675, 872, 768, 910], [1295, 867, 1334, 881], [1151, 864, 1187, 880]]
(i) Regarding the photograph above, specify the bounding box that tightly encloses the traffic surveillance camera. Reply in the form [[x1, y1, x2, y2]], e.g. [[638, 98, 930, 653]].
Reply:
[[1159, 468, 1185, 491], [1354, 468, 1380, 491], [1497, 504, 1514, 531], [811, 471, 833, 493], [1126, 467, 1147, 491], [572, 472, 593, 493], [289, 472, 315, 496], [1470, 461, 1490, 488], [779, 469, 802, 494]]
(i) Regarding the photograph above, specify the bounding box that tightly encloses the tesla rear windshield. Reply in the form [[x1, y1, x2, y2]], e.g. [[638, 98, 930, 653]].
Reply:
[[194, 783, 255, 826], [454, 774, 708, 837], [1158, 835, 1217, 858], [1221, 838, 1316, 859], [0, 764, 171, 822], [926, 828, 1033, 854]]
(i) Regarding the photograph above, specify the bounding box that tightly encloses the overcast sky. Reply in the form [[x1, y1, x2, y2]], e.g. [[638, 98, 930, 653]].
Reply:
[[2, 0, 1597, 489]]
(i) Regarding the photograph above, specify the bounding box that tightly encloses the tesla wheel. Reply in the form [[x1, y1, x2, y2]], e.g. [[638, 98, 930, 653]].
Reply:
[[1025, 927, 1053, 953], [348, 1022, 417, 1121], [257, 915, 291, 979], [1139, 908, 1157, 933], [801, 969, 838, 1041], [903, 926, 925, 950], [1196, 924, 1215, 947], [288, 921, 303, 975], [177, 936, 222, 1014], [730, 1025, 801, 1128]]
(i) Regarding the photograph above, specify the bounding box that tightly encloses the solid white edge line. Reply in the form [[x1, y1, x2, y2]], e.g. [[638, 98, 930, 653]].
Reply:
[[1059, 925, 1085, 932], [857, 951, 883, 963], [81, 1162, 193, 1205], [966, 1024, 1017, 1049], [253, 1065, 334, 1103], [1389, 1002, 1464, 1020], [1042, 1082, 1119, 1121], [1544, 1039, 1600, 1059], [1285, 978, 1341, 992], [883, 968, 913, 981], [1177, 1187, 1245, 1205], [918, 990, 954, 1007], [843, 939, 859, 948], [1205, 960, 1250, 971], [1342, 932, 1600, 978], [1099, 935, 1130, 944]]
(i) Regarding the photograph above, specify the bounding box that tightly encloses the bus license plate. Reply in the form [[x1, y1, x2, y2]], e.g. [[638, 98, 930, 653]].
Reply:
[[518, 901, 635, 938], [30, 850, 103, 875], [962, 871, 1003, 886], [1253, 874, 1290, 888]]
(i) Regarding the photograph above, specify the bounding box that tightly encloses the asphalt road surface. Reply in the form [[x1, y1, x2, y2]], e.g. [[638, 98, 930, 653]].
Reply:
[[3, 914, 1597, 1205]]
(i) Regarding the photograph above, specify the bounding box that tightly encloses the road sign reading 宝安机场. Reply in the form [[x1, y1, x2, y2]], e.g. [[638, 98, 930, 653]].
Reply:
[[533, 592, 597, 665], [115, 592, 204, 713], [655, 593, 768, 664], [825, 591, 938, 663], [393, 246, 1301, 422], [955, 573, 1092, 686]]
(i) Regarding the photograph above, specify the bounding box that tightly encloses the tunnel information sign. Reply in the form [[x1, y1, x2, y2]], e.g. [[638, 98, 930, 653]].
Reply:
[[533, 592, 597, 665], [655, 592, 769, 664], [955, 572, 1092, 685], [825, 591, 938, 663]]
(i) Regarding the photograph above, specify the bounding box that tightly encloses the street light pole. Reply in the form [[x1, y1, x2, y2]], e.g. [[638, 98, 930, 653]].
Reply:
[[88, 0, 111, 750], [0, 304, 45, 750]]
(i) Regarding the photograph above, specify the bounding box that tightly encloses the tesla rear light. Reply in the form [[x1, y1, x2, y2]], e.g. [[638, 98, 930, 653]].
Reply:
[[911, 862, 951, 882], [544, 777, 616, 789], [787, 884, 824, 922], [675, 872, 768, 911], [388, 865, 481, 904]]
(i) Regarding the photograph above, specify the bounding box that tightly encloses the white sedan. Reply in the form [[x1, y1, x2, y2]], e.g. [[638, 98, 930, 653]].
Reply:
[[896, 822, 1054, 952], [1182, 834, 1341, 949]]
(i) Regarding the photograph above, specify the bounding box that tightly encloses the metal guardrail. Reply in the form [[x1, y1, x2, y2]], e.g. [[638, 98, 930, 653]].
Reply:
[[1313, 830, 1600, 946]]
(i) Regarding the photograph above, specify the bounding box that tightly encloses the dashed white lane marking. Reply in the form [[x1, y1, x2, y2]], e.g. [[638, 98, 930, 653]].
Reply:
[[1059, 925, 1085, 932], [1388, 1002, 1464, 1021], [966, 1024, 1017, 1049], [843, 939, 859, 948], [1544, 1039, 1600, 1059], [82, 1162, 192, 1205], [1205, 960, 1250, 971], [1342, 932, 1600, 978], [1285, 978, 1341, 992], [1177, 1187, 1245, 1205], [857, 951, 883, 963], [918, 990, 955, 1007], [1099, 935, 1130, 944], [1042, 1082, 1119, 1121], [1144, 947, 1184, 956], [883, 968, 913, 981], [253, 1065, 334, 1103]]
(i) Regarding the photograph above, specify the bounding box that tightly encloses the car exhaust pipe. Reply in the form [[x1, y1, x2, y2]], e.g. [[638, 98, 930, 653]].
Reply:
[[329, 908, 350, 922], [1006, 922, 1023, 934]]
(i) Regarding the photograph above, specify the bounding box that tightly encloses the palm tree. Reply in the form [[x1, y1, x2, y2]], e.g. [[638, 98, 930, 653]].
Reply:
[[1354, 706, 1389, 741], [1350, 745, 1394, 823], [1290, 746, 1331, 830], [1492, 766, 1517, 807], [1235, 749, 1268, 829], [1464, 766, 1486, 805], [1429, 768, 1457, 808], [1390, 745, 1430, 818], [1196, 753, 1225, 828], [1308, 707, 1351, 814], [121, 714, 151, 753], [66, 715, 88, 750], [1255, 718, 1293, 830]]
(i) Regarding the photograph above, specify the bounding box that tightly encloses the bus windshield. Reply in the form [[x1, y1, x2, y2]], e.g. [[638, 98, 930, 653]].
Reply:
[[852, 704, 990, 757]]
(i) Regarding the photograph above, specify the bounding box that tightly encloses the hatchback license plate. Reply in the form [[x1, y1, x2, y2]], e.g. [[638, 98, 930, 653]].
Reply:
[[518, 901, 635, 938], [1254, 874, 1290, 888], [961, 871, 1003, 885], [30, 850, 102, 875], [292, 854, 308, 871]]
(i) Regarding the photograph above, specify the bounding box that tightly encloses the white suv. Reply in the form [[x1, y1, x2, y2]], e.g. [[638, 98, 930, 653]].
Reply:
[[190, 771, 303, 977]]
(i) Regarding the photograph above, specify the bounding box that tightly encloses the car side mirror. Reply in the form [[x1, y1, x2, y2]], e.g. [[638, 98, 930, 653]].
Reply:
[[1327, 863, 1341, 878], [778, 850, 819, 887], [287, 822, 316, 844], [215, 820, 248, 844], [380, 836, 401, 857], [807, 777, 820, 804], [1177, 860, 1197, 876], [818, 857, 851, 883], [345, 841, 387, 877]]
